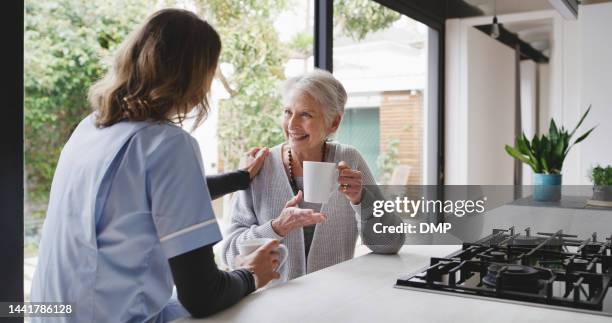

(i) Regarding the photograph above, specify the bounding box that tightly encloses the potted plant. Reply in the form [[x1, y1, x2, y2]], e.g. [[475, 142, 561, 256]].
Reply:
[[588, 165, 612, 206], [505, 106, 596, 201]]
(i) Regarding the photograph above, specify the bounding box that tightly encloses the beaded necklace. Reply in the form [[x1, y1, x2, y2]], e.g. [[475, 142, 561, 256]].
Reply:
[[287, 142, 326, 195]]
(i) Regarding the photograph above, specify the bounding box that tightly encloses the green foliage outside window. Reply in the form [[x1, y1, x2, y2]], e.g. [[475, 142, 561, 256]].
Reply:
[[334, 0, 401, 41], [377, 138, 400, 184], [25, 0, 401, 206], [25, 0, 150, 202]]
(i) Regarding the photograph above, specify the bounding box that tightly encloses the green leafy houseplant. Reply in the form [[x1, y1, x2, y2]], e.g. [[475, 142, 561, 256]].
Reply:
[[590, 165, 612, 186], [505, 106, 596, 174], [589, 165, 612, 204]]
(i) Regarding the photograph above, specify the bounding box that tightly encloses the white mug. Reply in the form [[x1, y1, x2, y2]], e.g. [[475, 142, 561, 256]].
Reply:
[[237, 238, 289, 272], [303, 161, 338, 203]]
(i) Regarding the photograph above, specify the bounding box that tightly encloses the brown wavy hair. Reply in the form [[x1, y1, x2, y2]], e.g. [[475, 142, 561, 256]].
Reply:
[[89, 9, 221, 129]]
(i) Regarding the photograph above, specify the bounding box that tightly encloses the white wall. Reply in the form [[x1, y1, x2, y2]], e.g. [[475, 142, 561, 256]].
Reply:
[[544, 2, 612, 184], [446, 4, 612, 185], [466, 28, 516, 185], [520, 60, 537, 139], [578, 3, 612, 183], [445, 23, 515, 185], [538, 63, 550, 134], [520, 60, 537, 184], [549, 13, 582, 184]]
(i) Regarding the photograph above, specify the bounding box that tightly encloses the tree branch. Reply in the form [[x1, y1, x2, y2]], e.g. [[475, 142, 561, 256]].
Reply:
[[215, 68, 237, 97]]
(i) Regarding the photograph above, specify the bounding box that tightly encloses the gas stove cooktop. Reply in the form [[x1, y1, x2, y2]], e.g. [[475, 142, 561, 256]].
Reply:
[[395, 227, 612, 316]]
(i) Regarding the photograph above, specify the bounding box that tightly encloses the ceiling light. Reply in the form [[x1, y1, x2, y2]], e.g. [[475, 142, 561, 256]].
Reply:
[[491, 16, 500, 39], [491, 0, 500, 39]]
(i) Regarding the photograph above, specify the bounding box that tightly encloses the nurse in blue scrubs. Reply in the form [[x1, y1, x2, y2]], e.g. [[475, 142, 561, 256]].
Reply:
[[30, 9, 283, 322]]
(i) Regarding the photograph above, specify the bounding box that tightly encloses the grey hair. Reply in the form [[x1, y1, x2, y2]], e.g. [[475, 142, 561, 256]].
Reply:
[[281, 69, 348, 133]]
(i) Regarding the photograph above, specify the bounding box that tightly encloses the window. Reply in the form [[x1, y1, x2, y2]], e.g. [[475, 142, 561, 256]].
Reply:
[[24, 0, 314, 298], [332, 0, 439, 185], [181, 0, 314, 224]]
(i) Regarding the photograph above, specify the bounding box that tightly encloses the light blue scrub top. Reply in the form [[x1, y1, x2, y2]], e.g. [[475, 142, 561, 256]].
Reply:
[[30, 114, 222, 322]]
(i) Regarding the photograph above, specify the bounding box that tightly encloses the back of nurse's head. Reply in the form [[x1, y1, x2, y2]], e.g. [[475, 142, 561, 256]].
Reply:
[[89, 9, 221, 128]]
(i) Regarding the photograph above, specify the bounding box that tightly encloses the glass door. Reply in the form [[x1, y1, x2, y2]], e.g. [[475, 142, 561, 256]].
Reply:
[[332, 0, 439, 185]]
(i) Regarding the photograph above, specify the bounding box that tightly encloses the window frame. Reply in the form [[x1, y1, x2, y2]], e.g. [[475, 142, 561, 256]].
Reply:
[[314, 0, 447, 185], [2, 0, 25, 305]]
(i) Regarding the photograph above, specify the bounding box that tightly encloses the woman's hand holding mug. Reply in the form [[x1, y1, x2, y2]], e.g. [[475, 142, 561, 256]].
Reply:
[[271, 191, 327, 237], [337, 161, 363, 205], [235, 239, 282, 289]]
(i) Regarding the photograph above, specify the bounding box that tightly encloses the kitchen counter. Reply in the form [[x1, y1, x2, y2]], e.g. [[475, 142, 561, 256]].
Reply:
[[175, 243, 611, 323]]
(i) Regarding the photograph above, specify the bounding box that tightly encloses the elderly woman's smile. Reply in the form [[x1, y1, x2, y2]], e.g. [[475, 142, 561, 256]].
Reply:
[[283, 91, 330, 154]]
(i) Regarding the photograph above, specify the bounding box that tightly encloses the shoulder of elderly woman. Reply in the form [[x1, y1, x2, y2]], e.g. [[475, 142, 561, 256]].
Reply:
[[249, 144, 280, 184], [333, 143, 366, 165]]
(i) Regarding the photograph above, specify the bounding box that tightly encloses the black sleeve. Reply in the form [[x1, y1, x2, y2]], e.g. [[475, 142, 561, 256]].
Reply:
[[168, 243, 256, 318], [206, 170, 251, 200]]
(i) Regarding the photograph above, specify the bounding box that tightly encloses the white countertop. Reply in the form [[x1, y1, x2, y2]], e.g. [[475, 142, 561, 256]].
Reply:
[[176, 243, 611, 323]]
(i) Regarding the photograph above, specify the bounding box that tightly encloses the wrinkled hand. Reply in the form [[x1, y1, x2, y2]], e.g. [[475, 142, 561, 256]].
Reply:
[[235, 240, 281, 289], [271, 191, 327, 237], [239, 147, 269, 180], [337, 161, 363, 205]]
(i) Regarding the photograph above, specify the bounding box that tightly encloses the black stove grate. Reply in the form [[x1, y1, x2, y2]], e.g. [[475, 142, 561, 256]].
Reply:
[[396, 227, 612, 315]]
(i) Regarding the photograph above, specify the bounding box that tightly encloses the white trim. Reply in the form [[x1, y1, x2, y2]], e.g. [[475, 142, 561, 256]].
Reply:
[[445, 18, 466, 185], [423, 28, 439, 185], [159, 218, 217, 242]]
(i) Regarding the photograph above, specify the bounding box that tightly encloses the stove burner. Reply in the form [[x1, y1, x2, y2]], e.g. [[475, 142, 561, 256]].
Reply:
[[482, 264, 543, 292]]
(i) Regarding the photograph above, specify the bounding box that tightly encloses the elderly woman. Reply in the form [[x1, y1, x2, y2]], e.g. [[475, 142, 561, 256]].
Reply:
[[221, 69, 405, 282]]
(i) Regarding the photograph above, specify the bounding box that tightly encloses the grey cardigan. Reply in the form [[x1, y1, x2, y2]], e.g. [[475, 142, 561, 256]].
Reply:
[[220, 142, 405, 281]]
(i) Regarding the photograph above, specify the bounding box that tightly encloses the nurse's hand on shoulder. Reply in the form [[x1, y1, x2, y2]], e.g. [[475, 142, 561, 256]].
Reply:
[[271, 191, 327, 237], [239, 147, 270, 180], [236, 240, 282, 288]]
